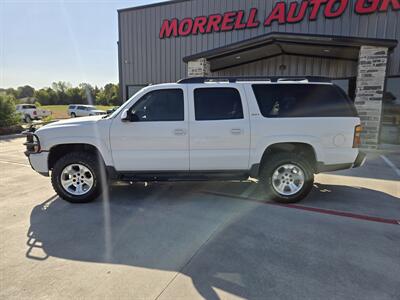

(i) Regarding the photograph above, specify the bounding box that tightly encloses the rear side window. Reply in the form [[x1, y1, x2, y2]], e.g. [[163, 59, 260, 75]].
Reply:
[[194, 88, 244, 121], [131, 89, 184, 122], [252, 84, 358, 118], [69, 105, 76, 109]]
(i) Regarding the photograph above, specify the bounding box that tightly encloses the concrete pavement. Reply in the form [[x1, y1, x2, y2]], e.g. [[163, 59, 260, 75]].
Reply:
[[0, 137, 399, 299]]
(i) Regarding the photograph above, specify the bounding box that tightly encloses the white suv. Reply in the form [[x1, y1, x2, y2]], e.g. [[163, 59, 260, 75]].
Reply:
[[25, 77, 366, 204], [68, 105, 106, 117]]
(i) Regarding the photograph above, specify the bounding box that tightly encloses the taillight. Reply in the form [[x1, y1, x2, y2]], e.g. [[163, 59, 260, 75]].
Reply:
[[353, 125, 362, 148], [33, 110, 37, 116]]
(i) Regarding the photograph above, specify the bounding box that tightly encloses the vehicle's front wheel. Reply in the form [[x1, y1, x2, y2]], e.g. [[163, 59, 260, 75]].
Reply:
[[70, 112, 76, 118], [259, 153, 314, 203], [51, 152, 103, 203]]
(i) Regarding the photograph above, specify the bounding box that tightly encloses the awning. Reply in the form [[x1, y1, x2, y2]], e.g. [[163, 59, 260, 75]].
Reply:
[[183, 32, 398, 72]]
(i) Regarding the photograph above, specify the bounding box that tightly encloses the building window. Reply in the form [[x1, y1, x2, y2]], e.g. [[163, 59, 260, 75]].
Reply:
[[381, 76, 400, 145]]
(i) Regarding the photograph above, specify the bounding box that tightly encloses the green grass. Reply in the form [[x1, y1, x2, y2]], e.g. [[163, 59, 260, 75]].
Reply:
[[42, 105, 113, 119]]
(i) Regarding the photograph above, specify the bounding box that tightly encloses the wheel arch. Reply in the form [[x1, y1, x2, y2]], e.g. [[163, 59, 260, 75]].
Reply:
[[258, 142, 318, 176], [48, 143, 105, 171]]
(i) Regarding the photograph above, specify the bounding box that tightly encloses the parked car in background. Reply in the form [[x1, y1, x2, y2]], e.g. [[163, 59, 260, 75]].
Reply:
[[16, 104, 51, 123], [68, 105, 106, 118]]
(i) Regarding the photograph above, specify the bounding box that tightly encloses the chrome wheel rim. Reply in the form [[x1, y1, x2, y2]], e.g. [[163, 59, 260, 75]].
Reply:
[[272, 164, 305, 196], [60, 164, 94, 196]]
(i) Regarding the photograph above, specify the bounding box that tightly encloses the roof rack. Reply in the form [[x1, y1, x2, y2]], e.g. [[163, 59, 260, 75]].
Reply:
[[177, 76, 331, 84]]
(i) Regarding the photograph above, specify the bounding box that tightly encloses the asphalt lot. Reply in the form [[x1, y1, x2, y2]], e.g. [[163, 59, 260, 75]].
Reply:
[[0, 137, 399, 300]]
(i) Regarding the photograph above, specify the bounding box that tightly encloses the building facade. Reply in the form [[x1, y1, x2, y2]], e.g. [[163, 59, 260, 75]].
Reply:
[[118, 0, 400, 147]]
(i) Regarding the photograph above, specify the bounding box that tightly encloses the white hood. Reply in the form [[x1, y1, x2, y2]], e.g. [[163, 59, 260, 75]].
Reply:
[[39, 115, 104, 129]]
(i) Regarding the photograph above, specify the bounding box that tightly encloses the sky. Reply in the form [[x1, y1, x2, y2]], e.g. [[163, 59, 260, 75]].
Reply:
[[0, 0, 167, 89]]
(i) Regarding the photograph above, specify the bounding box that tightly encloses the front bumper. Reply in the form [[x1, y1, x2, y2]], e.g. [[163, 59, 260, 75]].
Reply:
[[27, 152, 49, 177], [353, 151, 367, 168]]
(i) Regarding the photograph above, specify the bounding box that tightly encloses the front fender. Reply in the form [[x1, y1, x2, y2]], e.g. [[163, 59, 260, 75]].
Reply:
[[39, 136, 113, 167]]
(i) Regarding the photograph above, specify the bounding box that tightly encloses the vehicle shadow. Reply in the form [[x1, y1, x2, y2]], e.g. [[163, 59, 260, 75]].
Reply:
[[26, 182, 400, 299]]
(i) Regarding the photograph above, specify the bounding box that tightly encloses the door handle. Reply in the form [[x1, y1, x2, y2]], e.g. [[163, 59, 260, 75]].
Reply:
[[174, 129, 187, 136], [231, 129, 243, 135]]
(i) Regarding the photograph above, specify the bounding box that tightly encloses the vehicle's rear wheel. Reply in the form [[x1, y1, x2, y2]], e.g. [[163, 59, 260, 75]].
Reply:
[[71, 112, 76, 118], [259, 153, 314, 203], [51, 152, 103, 203]]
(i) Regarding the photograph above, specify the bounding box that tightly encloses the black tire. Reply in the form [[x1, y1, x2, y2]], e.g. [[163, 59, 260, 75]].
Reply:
[[24, 115, 32, 123], [259, 153, 314, 204], [51, 152, 103, 203], [71, 112, 76, 118]]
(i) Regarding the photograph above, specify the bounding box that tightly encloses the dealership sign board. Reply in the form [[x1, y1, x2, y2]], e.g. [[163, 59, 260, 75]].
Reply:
[[160, 0, 399, 39]]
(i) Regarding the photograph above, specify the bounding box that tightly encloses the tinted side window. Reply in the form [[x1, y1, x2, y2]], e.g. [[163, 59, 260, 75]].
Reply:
[[69, 105, 76, 109], [194, 88, 244, 121], [131, 89, 184, 122], [252, 84, 358, 118]]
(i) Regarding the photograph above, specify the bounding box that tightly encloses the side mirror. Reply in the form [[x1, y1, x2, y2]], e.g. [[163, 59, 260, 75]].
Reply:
[[121, 109, 140, 122], [121, 109, 130, 122]]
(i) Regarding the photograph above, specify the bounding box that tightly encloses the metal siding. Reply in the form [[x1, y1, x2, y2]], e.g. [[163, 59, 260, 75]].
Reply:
[[119, 0, 400, 90]]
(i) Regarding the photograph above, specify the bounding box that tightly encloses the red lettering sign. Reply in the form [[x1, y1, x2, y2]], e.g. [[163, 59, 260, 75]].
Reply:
[[206, 14, 223, 33], [247, 8, 260, 28], [325, 0, 349, 18], [159, 18, 178, 39], [192, 16, 207, 35], [179, 18, 193, 36], [221, 12, 237, 31], [379, 0, 400, 11], [234, 11, 247, 30], [309, 0, 329, 21], [355, 0, 380, 14], [264, 2, 286, 26], [159, 1, 396, 39], [287, 1, 308, 23]]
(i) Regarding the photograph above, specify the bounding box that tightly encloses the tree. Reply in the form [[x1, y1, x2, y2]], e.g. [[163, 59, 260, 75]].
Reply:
[[96, 83, 120, 106], [78, 83, 95, 104], [17, 85, 35, 99], [3, 82, 121, 106], [34, 88, 58, 105], [6, 88, 18, 98], [51, 81, 71, 104], [34, 89, 50, 105], [66, 87, 82, 104], [0, 94, 20, 127]]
